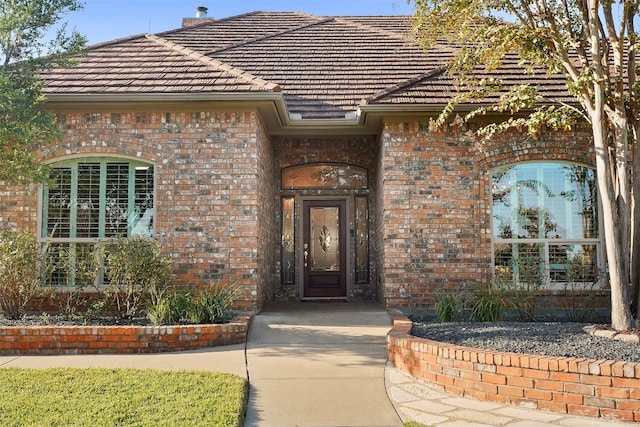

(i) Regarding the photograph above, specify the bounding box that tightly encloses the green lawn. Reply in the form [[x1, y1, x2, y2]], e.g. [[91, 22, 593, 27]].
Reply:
[[0, 368, 247, 426]]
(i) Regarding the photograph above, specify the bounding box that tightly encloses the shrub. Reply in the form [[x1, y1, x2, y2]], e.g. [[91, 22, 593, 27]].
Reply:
[[96, 236, 173, 319], [497, 254, 546, 321], [0, 230, 43, 319], [41, 243, 100, 318]]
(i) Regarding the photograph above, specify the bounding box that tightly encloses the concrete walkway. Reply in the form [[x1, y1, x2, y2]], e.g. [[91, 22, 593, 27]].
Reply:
[[0, 303, 635, 426], [244, 302, 401, 427]]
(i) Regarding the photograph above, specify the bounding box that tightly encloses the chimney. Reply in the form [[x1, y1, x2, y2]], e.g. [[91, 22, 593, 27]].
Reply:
[[182, 6, 214, 28], [195, 6, 208, 18]]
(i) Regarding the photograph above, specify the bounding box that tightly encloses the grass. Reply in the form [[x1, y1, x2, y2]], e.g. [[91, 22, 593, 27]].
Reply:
[[0, 368, 247, 426]]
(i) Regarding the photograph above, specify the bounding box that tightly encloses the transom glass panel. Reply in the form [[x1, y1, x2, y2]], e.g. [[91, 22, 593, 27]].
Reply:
[[282, 163, 367, 189]]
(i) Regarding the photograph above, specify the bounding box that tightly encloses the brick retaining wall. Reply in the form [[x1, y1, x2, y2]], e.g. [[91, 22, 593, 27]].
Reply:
[[0, 315, 251, 355], [387, 311, 640, 422]]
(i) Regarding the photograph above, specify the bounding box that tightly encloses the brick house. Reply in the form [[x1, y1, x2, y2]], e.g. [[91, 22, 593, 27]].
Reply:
[[0, 11, 606, 314]]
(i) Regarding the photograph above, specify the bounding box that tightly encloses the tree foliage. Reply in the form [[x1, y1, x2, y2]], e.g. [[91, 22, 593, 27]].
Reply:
[[410, 0, 640, 329], [0, 0, 85, 184]]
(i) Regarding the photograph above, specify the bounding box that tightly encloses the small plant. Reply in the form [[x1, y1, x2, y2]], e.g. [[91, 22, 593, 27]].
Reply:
[[188, 284, 239, 324], [0, 230, 43, 319], [498, 252, 546, 321], [564, 251, 604, 322], [87, 299, 107, 318], [95, 236, 173, 319], [146, 284, 238, 326], [147, 287, 194, 326], [39, 312, 51, 325], [471, 283, 503, 322], [434, 294, 463, 322]]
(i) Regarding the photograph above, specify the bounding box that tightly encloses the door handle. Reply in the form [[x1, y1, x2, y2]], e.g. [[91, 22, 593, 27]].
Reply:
[[304, 243, 308, 267]]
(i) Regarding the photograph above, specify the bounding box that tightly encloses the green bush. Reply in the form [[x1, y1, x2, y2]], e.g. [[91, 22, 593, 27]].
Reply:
[[564, 252, 604, 322], [41, 243, 100, 318], [96, 236, 173, 319], [0, 230, 43, 318], [501, 260, 545, 321]]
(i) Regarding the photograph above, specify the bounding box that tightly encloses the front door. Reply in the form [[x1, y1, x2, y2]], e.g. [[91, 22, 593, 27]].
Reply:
[[303, 200, 347, 298]]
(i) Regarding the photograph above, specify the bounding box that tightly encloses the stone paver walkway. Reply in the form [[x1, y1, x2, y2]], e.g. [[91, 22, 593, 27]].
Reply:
[[386, 365, 635, 426]]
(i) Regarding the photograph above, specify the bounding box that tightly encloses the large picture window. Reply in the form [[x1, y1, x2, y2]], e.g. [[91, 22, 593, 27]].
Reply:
[[492, 162, 601, 287], [41, 158, 154, 285]]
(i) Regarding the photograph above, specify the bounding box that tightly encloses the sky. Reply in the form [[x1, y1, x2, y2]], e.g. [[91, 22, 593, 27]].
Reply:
[[64, 1, 415, 45]]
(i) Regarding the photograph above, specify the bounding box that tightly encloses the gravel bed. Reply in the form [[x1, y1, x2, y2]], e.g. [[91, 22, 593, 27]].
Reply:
[[411, 321, 640, 363]]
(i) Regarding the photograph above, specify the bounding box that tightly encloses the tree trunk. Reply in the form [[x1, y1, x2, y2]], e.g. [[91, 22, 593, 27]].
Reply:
[[584, 2, 634, 330], [592, 118, 634, 330], [632, 121, 640, 319]]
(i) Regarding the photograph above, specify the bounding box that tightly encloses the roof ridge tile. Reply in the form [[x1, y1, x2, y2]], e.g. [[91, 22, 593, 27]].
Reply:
[[204, 16, 333, 56], [144, 34, 280, 92], [333, 17, 412, 43], [363, 66, 449, 104], [85, 33, 148, 50], [155, 11, 261, 38]]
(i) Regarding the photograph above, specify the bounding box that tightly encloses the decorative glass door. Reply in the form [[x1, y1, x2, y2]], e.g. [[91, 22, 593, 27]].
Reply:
[[303, 200, 347, 298]]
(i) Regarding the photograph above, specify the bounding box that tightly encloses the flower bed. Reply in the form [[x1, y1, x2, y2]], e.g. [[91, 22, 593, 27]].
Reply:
[[387, 310, 640, 422], [0, 315, 252, 355]]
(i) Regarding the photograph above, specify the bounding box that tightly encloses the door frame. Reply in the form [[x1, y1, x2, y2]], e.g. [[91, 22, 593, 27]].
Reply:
[[298, 196, 350, 299]]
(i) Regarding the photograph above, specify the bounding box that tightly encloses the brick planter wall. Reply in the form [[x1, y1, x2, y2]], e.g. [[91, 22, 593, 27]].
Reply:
[[387, 311, 640, 422], [0, 315, 251, 356]]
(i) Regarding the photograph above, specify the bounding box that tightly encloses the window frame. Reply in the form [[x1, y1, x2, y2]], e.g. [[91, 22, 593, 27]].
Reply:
[[38, 156, 156, 287], [490, 161, 604, 290]]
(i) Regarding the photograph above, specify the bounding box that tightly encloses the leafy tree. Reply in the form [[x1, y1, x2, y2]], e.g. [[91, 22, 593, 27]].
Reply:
[[410, 0, 639, 329], [0, 0, 85, 184]]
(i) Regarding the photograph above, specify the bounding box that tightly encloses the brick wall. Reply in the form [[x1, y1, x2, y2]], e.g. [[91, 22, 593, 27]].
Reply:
[[0, 315, 252, 355], [378, 121, 601, 310], [0, 109, 608, 313], [388, 311, 640, 422], [255, 119, 279, 306], [0, 110, 273, 312], [379, 122, 483, 308]]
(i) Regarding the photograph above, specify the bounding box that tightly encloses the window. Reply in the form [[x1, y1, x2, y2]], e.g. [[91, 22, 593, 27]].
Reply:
[[282, 163, 368, 189], [41, 158, 154, 285], [492, 162, 601, 287]]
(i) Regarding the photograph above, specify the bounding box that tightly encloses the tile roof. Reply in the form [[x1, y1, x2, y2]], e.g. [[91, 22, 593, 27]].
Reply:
[[42, 33, 278, 94], [42, 11, 576, 120]]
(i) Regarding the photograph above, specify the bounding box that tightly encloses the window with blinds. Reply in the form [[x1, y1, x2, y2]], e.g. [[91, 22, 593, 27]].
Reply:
[[41, 159, 154, 286]]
